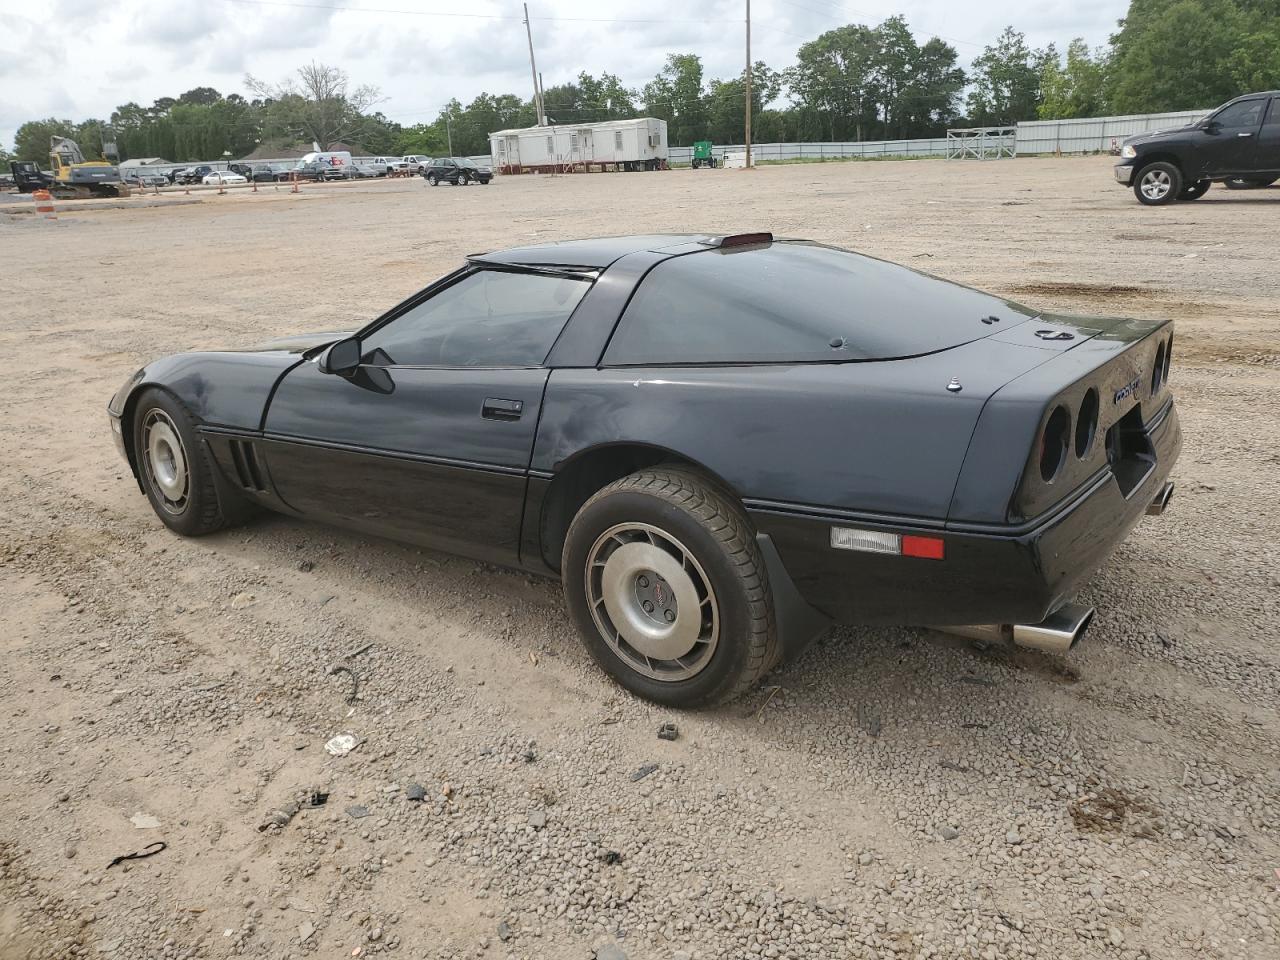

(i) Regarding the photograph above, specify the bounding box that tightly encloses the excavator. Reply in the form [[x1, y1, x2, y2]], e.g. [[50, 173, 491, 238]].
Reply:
[[8, 136, 131, 199]]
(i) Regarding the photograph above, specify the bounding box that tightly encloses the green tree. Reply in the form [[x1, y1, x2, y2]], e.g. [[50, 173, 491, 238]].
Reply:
[[1039, 39, 1110, 119], [14, 118, 78, 161], [643, 54, 708, 145], [785, 24, 879, 140], [706, 62, 781, 144], [966, 27, 1056, 125], [1108, 0, 1280, 112]]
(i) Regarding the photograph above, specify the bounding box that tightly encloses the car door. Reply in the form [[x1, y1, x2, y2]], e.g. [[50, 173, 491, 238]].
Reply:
[[259, 267, 594, 566], [1201, 98, 1267, 174], [1259, 97, 1280, 172]]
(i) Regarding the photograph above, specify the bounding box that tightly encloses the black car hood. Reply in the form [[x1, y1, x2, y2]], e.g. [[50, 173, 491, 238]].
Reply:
[[235, 331, 354, 355], [1123, 123, 1198, 146]]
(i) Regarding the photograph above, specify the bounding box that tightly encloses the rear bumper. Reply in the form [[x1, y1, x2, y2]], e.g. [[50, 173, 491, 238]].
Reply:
[[749, 399, 1181, 627], [1114, 163, 1135, 185]]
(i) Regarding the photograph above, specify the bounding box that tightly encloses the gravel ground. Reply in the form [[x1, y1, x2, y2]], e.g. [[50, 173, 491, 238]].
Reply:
[[1, 159, 1277, 960]]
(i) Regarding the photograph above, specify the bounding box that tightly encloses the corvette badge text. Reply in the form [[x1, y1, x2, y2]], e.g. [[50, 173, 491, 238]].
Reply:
[[1114, 376, 1141, 404]]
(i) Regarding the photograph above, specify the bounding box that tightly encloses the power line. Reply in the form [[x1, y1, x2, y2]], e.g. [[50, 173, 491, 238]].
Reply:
[[219, 0, 742, 24]]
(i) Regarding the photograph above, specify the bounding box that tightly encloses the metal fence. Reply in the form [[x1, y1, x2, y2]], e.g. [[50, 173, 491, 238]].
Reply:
[[668, 138, 952, 166], [1014, 110, 1209, 155]]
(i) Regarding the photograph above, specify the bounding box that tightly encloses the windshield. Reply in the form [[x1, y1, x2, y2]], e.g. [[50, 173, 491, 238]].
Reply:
[[458, 159, 477, 168]]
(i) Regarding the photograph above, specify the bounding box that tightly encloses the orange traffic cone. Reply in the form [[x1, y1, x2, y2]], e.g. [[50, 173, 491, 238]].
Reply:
[[32, 189, 56, 220]]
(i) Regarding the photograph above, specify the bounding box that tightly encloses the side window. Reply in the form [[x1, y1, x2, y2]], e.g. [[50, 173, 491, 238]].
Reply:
[[1214, 99, 1265, 129], [1267, 98, 1280, 127], [614, 131, 624, 151], [360, 270, 592, 368]]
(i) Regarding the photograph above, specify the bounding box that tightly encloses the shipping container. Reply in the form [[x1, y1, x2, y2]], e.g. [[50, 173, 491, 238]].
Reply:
[[489, 118, 668, 173]]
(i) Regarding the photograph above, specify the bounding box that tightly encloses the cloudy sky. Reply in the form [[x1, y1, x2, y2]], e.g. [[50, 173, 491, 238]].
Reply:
[[0, 0, 1128, 149]]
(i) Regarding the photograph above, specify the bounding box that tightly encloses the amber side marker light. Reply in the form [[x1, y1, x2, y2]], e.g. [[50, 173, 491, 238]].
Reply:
[[830, 527, 945, 560]]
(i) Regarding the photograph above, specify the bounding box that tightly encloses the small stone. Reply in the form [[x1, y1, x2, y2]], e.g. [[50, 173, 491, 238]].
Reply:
[[528, 810, 547, 829], [1108, 927, 1124, 946], [1200, 773, 1219, 786], [595, 945, 626, 960], [858, 852, 873, 865], [497, 921, 512, 942], [345, 805, 371, 819], [298, 921, 315, 943], [230, 592, 256, 609], [1006, 829, 1022, 845], [939, 826, 960, 841], [405, 783, 426, 802], [130, 812, 161, 829]]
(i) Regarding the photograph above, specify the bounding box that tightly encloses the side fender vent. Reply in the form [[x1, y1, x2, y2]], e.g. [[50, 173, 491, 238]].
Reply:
[[229, 439, 267, 492]]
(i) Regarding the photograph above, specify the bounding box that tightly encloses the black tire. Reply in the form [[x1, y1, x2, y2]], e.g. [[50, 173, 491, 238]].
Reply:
[[427, 174, 438, 186], [1179, 179, 1210, 200], [131, 388, 245, 536], [562, 467, 776, 707], [692, 158, 701, 170], [1224, 176, 1278, 189], [1133, 161, 1182, 205], [455, 174, 468, 186]]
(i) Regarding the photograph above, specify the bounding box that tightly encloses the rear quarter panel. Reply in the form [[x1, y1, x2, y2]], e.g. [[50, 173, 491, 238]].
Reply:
[[534, 342, 1054, 520]]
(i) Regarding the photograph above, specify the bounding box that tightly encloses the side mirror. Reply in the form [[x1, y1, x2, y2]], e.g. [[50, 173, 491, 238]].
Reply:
[[319, 336, 362, 377], [1202, 120, 1221, 135]]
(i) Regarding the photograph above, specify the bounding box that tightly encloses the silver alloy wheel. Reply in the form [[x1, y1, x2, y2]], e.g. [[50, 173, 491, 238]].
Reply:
[[1140, 168, 1172, 201], [585, 522, 719, 682], [142, 409, 189, 515]]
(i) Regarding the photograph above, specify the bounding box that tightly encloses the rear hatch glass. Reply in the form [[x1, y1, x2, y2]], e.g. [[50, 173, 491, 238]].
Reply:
[[604, 241, 1037, 365]]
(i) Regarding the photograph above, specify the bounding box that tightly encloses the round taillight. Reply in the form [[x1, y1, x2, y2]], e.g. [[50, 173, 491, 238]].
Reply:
[[1152, 341, 1166, 394], [1040, 405, 1070, 482], [1075, 388, 1099, 458]]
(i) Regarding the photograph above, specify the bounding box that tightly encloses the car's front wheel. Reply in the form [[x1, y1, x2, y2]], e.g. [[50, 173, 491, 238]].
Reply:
[[1179, 179, 1210, 200], [562, 468, 775, 707], [455, 174, 469, 186], [1134, 161, 1181, 205], [427, 174, 438, 186], [132, 388, 244, 536]]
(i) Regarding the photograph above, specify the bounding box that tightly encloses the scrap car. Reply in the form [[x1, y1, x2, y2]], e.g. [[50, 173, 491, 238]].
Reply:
[[107, 234, 1180, 707]]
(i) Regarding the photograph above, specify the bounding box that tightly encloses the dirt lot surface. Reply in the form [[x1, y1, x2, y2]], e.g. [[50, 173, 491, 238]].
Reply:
[[1, 159, 1278, 960]]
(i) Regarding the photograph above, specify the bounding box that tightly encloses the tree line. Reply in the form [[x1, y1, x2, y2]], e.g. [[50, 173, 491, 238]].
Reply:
[[7, 0, 1278, 163]]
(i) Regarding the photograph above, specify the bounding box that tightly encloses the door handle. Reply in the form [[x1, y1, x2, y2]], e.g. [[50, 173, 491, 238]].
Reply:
[[482, 398, 523, 421], [1237, 132, 1254, 138]]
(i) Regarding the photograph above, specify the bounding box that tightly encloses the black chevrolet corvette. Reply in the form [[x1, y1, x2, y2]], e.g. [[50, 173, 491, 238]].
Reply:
[[108, 234, 1181, 706]]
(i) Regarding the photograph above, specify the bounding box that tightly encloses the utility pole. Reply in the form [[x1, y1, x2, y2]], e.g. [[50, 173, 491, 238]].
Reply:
[[523, 3, 546, 126], [744, 0, 753, 168], [446, 112, 453, 156]]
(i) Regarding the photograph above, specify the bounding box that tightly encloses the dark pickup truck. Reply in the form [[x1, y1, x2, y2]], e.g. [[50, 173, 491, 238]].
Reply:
[[1114, 91, 1280, 204]]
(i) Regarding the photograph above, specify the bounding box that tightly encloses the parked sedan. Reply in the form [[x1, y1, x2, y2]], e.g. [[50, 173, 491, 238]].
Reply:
[[203, 171, 248, 186], [423, 157, 493, 185], [107, 234, 1180, 707]]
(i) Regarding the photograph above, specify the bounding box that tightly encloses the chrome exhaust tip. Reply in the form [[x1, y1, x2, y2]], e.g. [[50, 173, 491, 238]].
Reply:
[[1146, 481, 1174, 516], [1010, 603, 1094, 655], [936, 602, 1095, 656]]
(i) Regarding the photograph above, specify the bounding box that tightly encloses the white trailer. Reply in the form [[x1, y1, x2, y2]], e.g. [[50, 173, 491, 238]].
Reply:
[[489, 118, 668, 174]]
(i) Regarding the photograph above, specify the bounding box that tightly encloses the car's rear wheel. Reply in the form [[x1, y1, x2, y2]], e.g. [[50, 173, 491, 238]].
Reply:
[[1179, 179, 1210, 200], [1134, 162, 1181, 205], [1224, 175, 1278, 189], [562, 467, 775, 707], [133, 388, 242, 537]]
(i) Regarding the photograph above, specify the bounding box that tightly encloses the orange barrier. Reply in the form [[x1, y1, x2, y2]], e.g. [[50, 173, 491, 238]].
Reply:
[[32, 189, 56, 220]]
